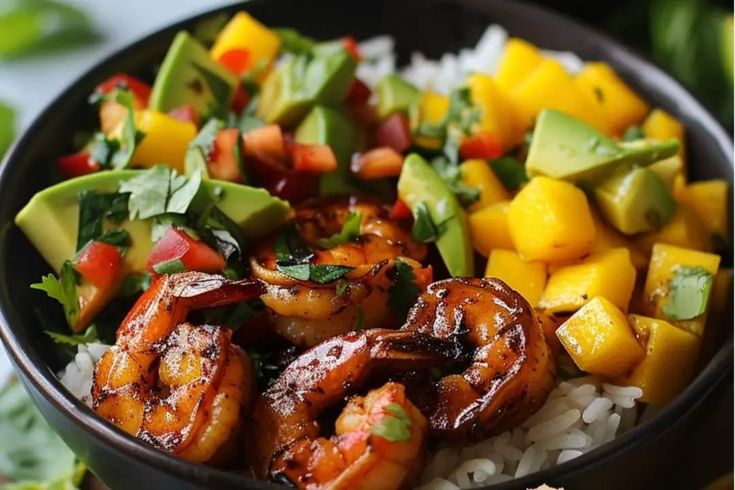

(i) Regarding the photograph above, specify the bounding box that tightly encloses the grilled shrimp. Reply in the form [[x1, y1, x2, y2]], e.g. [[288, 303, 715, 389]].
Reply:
[[92, 272, 262, 462], [250, 328, 458, 486], [404, 277, 556, 440], [251, 197, 429, 347]]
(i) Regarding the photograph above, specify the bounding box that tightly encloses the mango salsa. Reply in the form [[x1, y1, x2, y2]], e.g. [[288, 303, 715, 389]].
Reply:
[[643, 243, 721, 336], [414, 90, 449, 150], [468, 201, 514, 256], [677, 180, 729, 247], [495, 38, 543, 93], [642, 108, 686, 165], [131, 111, 197, 173], [210, 11, 281, 70], [556, 297, 645, 378], [539, 248, 637, 314], [635, 203, 711, 254], [459, 159, 509, 212], [466, 73, 522, 148], [590, 211, 648, 270], [508, 177, 596, 262], [485, 249, 546, 307], [617, 315, 700, 406], [574, 62, 649, 135]]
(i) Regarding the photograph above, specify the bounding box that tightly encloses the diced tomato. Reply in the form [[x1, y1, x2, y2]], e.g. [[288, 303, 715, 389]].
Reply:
[[345, 78, 372, 105], [95, 73, 151, 108], [218, 49, 252, 76], [351, 147, 404, 180], [459, 132, 504, 160], [413, 265, 434, 289], [341, 36, 362, 61], [168, 104, 200, 126], [242, 124, 288, 164], [208, 128, 244, 182], [147, 228, 225, 274], [245, 156, 319, 204], [58, 151, 100, 178], [290, 143, 338, 174], [375, 113, 412, 152], [231, 84, 250, 114], [389, 199, 412, 221], [74, 241, 122, 290]]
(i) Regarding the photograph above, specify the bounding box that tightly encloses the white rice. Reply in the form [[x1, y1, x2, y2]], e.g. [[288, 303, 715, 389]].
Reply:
[[59, 342, 111, 406], [417, 376, 641, 490]]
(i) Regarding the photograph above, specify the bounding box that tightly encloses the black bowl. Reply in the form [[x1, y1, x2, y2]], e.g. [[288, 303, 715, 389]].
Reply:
[[0, 1, 732, 489]]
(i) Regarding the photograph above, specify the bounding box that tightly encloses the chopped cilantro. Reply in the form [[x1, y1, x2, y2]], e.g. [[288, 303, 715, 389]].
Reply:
[[87, 132, 120, 168], [662, 266, 714, 321], [432, 157, 480, 207], [152, 258, 186, 275], [46, 325, 98, 347], [31, 261, 78, 327], [315, 211, 362, 249], [96, 228, 131, 248], [369, 402, 412, 442], [76, 190, 129, 250], [192, 62, 233, 119], [111, 89, 143, 169], [119, 166, 202, 220], [185, 118, 223, 176], [387, 259, 421, 318], [411, 202, 439, 243], [308, 265, 353, 284], [489, 156, 529, 191], [335, 280, 349, 296], [622, 125, 645, 142], [274, 225, 353, 283]]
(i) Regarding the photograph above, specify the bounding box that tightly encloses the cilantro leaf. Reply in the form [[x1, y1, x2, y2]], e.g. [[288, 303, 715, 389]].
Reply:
[[315, 211, 363, 249], [184, 118, 222, 176], [0, 99, 15, 160], [96, 229, 131, 248], [369, 402, 412, 442], [432, 157, 480, 207], [662, 266, 714, 321], [192, 62, 233, 119], [76, 191, 129, 250], [87, 132, 120, 168], [442, 87, 482, 164], [411, 202, 439, 243], [277, 263, 311, 281], [152, 258, 186, 275], [388, 259, 421, 318], [111, 90, 142, 169], [274, 224, 314, 266], [46, 325, 98, 347], [489, 156, 529, 191], [308, 265, 353, 284], [30, 261, 78, 327], [622, 125, 645, 142], [274, 225, 353, 283], [119, 166, 202, 220]]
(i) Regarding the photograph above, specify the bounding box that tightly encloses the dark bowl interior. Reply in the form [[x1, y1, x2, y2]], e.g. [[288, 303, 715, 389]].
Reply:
[[0, 1, 732, 489]]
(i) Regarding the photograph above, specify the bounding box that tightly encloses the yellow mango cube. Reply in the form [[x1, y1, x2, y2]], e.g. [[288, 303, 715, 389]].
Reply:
[[469, 201, 514, 256], [590, 211, 648, 270], [511, 59, 609, 133], [676, 180, 729, 246], [643, 243, 721, 336], [466, 73, 522, 147], [617, 315, 700, 406], [508, 177, 596, 262], [539, 248, 637, 314], [414, 91, 449, 150], [556, 297, 645, 378], [130, 111, 197, 173], [495, 38, 543, 93], [210, 11, 281, 70], [485, 249, 547, 306], [459, 159, 509, 212], [635, 203, 710, 254], [574, 62, 649, 135], [642, 108, 686, 165]]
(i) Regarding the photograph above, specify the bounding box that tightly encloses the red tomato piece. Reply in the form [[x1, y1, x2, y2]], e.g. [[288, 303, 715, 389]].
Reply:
[[74, 241, 122, 290], [147, 228, 225, 274], [459, 132, 504, 160], [208, 128, 244, 183], [168, 104, 200, 126], [389, 199, 413, 221], [245, 157, 319, 204], [290, 143, 338, 174], [95, 73, 151, 108], [218, 49, 251, 76], [231, 84, 250, 114], [351, 147, 404, 180], [58, 152, 100, 178], [341, 36, 362, 61], [375, 113, 412, 152], [344, 78, 372, 105]]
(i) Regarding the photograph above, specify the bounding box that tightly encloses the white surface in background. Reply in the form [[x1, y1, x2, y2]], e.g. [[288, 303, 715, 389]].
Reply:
[[0, 0, 234, 381]]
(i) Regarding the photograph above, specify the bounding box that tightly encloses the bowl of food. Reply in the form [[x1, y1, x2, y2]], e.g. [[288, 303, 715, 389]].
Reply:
[[0, 0, 731, 489]]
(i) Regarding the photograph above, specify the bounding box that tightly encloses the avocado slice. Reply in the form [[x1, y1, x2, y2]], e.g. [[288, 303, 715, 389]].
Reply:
[[526, 109, 680, 181], [15, 171, 291, 273], [397, 154, 474, 277], [594, 166, 676, 235], [149, 31, 238, 118], [376, 74, 420, 119], [257, 48, 357, 126]]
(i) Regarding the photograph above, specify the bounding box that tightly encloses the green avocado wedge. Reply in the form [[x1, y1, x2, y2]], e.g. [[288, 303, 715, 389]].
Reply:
[[397, 154, 474, 277], [15, 171, 291, 273]]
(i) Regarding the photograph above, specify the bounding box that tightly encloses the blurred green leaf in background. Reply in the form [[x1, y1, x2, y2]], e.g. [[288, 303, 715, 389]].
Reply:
[[0, 101, 14, 161]]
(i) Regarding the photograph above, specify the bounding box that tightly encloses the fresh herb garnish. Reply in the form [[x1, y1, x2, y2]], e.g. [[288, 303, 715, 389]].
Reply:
[[31, 261, 78, 327], [151, 213, 194, 242], [111, 89, 144, 169], [152, 258, 187, 275], [662, 266, 714, 321], [96, 228, 131, 248], [119, 166, 202, 220], [0, 99, 14, 160], [335, 280, 349, 297], [622, 125, 645, 142], [410, 202, 439, 243], [315, 211, 363, 249], [489, 156, 529, 191], [274, 27, 317, 54], [431, 157, 480, 207], [87, 132, 120, 168], [76, 190, 129, 250], [46, 325, 98, 347], [184, 118, 223, 176], [192, 61, 233, 119], [369, 402, 412, 442], [308, 265, 353, 284], [247, 348, 281, 387], [387, 259, 421, 318], [443, 87, 482, 164], [274, 225, 353, 283]]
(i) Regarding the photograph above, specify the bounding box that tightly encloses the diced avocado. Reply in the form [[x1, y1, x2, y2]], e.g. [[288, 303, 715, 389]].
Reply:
[[398, 154, 474, 277], [295, 105, 357, 195], [648, 154, 683, 191], [15, 171, 291, 273], [149, 31, 238, 117], [594, 166, 676, 235], [376, 74, 420, 119], [257, 49, 357, 126], [526, 109, 680, 181]]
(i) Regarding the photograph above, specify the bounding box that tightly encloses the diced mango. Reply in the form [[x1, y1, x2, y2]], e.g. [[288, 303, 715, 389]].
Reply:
[[539, 248, 637, 314], [469, 201, 514, 256], [617, 315, 700, 406], [485, 249, 547, 306], [574, 62, 649, 135], [642, 108, 686, 165], [508, 177, 596, 262], [676, 180, 729, 247], [511, 59, 609, 133], [129, 111, 197, 173], [466, 73, 522, 148], [210, 11, 281, 70], [556, 297, 645, 378], [635, 203, 711, 254], [414, 90, 449, 150], [591, 211, 648, 270], [459, 159, 510, 212], [495, 38, 543, 93]]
